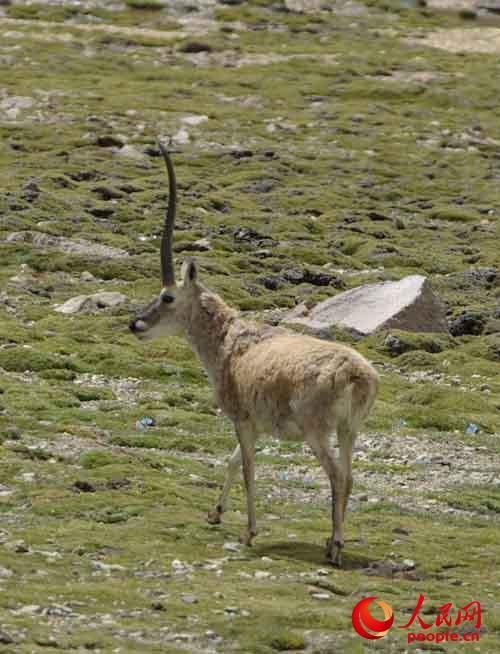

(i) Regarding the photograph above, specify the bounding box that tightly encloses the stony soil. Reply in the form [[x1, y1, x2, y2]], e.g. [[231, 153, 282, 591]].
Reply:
[[0, 0, 499, 652]]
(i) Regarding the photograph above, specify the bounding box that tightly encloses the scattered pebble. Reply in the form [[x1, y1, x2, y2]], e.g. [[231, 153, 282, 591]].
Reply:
[[0, 630, 14, 645], [12, 604, 41, 616], [311, 593, 331, 600], [181, 114, 208, 126], [91, 561, 126, 573], [97, 135, 124, 148], [73, 480, 96, 493], [6, 231, 128, 259], [117, 144, 147, 161], [80, 271, 97, 282], [35, 636, 60, 648], [55, 292, 127, 315], [18, 473, 36, 483], [0, 485, 13, 497], [392, 527, 410, 536], [152, 602, 166, 611], [181, 594, 198, 604], [172, 128, 190, 145], [171, 559, 191, 575]]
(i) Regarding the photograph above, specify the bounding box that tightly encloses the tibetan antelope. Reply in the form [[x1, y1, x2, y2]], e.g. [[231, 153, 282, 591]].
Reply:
[[129, 145, 378, 566]]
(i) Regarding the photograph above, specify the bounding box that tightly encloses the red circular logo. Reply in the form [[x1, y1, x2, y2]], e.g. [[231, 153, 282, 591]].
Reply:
[[352, 596, 394, 640]]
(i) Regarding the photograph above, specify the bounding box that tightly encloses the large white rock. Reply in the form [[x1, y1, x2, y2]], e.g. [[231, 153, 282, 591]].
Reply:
[[283, 275, 448, 337], [55, 292, 127, 314]]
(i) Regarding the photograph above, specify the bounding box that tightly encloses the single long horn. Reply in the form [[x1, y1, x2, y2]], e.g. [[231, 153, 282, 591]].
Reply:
[[158, 142, 177, 287]]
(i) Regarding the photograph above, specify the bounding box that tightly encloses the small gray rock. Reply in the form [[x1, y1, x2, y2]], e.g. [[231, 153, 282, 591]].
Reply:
[[449, 311, 488, 336], [172, 129, 190, 145], [55, 292, 127, 314], [175, 237, 211, 253], [392, 527, 410, 536], [285, 0, 323, 12], [92, 186, 124, 201], [117, 145, 147, 161], [97, 135, 124, 148], [311, 592, 331, 600], [80, 271, 97, 282], [35, 636, 60, 648], [181, 594, 198, 604], [384, 334, 411, 355], [6, 231, 128, 259], [179, 41, 213, 54], [0, 629, 14, 645], [15, 605, 41, 615], [181, 114, 208, 126], [91, 561, 126, 572]]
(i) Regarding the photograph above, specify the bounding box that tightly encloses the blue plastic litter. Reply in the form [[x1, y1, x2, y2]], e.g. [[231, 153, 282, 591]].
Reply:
[[465, 423, 479, 434], [137, 416, 155, 429]]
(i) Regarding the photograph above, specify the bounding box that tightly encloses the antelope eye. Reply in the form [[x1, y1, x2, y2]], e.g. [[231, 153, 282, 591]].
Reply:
[[162, 294, 174, 304]]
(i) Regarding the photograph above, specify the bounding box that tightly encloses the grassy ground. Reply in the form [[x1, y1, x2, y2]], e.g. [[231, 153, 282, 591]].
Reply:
[[0, 0, 499, 652]]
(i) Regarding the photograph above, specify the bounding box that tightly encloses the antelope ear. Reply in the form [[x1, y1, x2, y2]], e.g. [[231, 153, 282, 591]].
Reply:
[[181, 258, 198, 285]]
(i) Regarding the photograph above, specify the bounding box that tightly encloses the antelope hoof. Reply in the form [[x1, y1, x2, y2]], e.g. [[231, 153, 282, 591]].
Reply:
[[326, 537, 344, 567], [207, 510, 222, 525], [239, 528, 257, 547]]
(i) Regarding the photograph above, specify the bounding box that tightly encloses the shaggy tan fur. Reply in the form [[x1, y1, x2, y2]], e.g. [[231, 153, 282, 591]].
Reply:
[[131, 260, 378, 566]]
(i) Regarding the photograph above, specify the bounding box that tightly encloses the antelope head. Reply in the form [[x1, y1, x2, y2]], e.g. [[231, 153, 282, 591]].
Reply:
[[129, 144, 199, 341]]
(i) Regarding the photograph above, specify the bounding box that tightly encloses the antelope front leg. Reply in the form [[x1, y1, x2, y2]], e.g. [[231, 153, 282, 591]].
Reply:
[[238, 430, 258, 546], [207, 444, 242, 524]]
